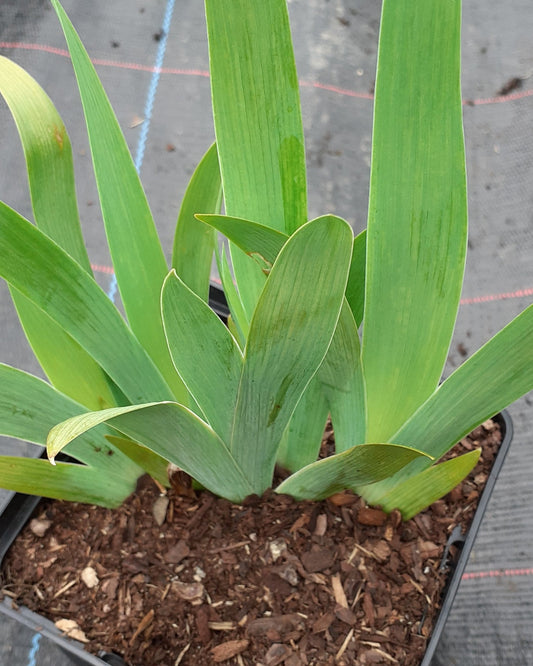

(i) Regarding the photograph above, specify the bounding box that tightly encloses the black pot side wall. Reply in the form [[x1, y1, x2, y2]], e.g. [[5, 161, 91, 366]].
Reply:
[[0, 411, 513, 666]]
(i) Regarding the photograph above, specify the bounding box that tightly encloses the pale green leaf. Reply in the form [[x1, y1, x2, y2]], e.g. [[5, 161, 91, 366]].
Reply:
[[376, 450, 481, 520], [161, 270, 243, 442], [215, 244, 249, 345], [346, 230, 366, 327], [320, 302, 366, 451], [0, 363, 141, 478], [51, 0, 186, 401], [173, 143, 221, 301], [197, 214, 287, 270], [276, 375, 329, 473], [0, 203, 174, 405], [205, 0, 307, 316], [0, 55, 118, 409], [0, 56, 90, 268], [362, 0, 467, 441], [276, 443, 431, 501], [230, 216, 353, 491], [361, 304, 533, 505], [47, 403, 254, 502], [0, 457, 135, 507], [105, 435, 170, 488]]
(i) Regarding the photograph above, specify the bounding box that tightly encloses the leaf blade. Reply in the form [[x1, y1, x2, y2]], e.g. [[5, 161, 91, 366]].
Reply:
[[362, 0, 467, 441], [50, 0, 185, 400], [230, 215, 353, 491], [0, 203, 174, 405], [47, 403, 254, 502], [173, 143, 221, 301], [276, 443, 431, 501]]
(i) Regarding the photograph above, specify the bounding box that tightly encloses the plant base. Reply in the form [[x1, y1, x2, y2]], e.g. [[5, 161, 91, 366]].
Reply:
[[0, 419, 507, 665]]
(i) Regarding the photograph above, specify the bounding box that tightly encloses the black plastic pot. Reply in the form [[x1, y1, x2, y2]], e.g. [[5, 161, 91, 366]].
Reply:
[[0, 411, 513, 666]]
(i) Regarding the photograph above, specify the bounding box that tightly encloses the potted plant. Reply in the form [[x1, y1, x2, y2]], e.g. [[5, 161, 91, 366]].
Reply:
[[0, 0, 531, 663]]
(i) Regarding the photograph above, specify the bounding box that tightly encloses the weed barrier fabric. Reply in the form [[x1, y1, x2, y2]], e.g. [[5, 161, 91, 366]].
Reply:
[[1, 1, 532, 663]]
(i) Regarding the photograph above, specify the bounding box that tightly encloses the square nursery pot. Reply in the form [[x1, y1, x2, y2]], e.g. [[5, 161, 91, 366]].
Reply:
[[0, 410, 513, 665]]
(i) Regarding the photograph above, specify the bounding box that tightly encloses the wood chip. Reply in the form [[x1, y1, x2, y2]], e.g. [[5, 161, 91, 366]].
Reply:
[[130, 609, 154, 644], [80, 566, 99, 589], [171, 580, 205, 601], [331, 574, 348, 608], [314, 514, 327, 536], [357, 507, 387, 526], [152, 495, 169, 526], [29, 518, 51, 537], [55, 618, 89, 643], [211, 639, 249, 662], [265, 642, 292, 665]]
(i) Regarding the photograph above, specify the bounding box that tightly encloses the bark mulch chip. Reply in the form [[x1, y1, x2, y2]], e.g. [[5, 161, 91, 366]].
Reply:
[[1, 420, 502, 665]]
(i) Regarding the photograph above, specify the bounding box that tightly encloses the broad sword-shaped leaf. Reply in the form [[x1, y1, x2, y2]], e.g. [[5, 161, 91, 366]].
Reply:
[[362, 0, 467, 442], [50, 0, 186, 401], [205, 0, 307, 319], [0, 55, 117, 409]]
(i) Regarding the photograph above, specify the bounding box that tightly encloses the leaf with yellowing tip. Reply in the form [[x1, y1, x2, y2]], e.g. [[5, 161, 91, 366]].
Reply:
[[47, 403, 254, 502], [376, 450, 481, 520], [0, 457, 136, 507], [0, 55, 118, 410], [359, 303, 533, 507], [276, 443, 431, 501], [0, 363, 141, 479]]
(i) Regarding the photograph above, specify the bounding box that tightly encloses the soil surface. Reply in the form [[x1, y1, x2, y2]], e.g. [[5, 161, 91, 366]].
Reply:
[[1, 421, 501, 666]]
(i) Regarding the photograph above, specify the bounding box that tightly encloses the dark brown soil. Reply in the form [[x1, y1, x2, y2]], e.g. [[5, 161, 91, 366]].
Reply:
[[1, 421, 502, 666]]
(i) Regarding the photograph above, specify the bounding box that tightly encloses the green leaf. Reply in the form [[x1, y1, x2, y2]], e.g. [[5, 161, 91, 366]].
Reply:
[[0, 56, 90, 269], [197, 214, 287, 270], [0, 457, 135, 507], [173, 143, 221, 301], [50, 0, 186, 402], [276, 443, 431, 501], [47, 403, 254, 502], [276, 375, 330, 473], [0, 203, 174, 405], [0, 363, 141, 478], [0, 55, 118, 410], [205, 0, 307, 234], [361, 303, 533, 506], [320, 302, 366, 451], [162, 270, 243, 443], [362, 0, 467, 442], [230, 216, 353, 491], [346, 230, 366, 327], [105, 435, 170, 488], [215, 244, 249, 345], [376, 450, 481, 520], [205, 0, 307, 317]]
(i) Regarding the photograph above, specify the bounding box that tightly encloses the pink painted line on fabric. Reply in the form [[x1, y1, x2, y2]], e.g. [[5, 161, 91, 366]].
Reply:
[[91, 263, 223, 286], [299, 79, 374, 100], [462, 567, 533, 581], [0, 41, 209, 77], [90, 264, 533, 304], [3, 41, 533, 106], [91, 263, 114, 275], [460, 287, 533, 305]]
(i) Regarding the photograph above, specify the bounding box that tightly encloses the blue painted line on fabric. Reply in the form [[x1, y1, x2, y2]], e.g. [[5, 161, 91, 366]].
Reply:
[[26, 633, 41, 666], [106, 0, 176, 301]]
